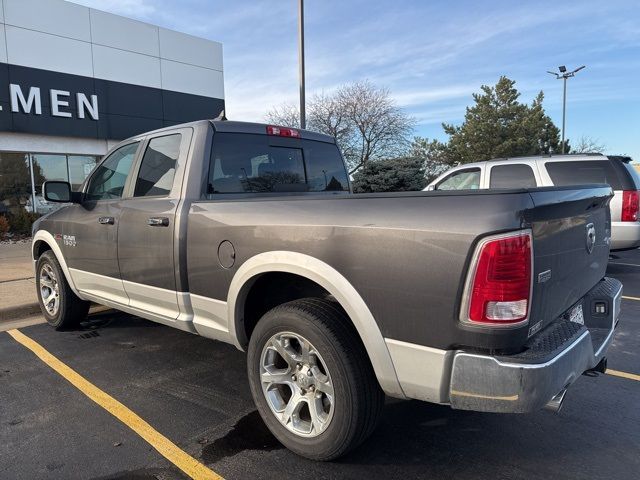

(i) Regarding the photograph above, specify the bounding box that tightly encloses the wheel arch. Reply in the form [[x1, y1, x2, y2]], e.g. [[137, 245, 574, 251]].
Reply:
[[228, 251, 405, 398], [32, 230, 81, 297]]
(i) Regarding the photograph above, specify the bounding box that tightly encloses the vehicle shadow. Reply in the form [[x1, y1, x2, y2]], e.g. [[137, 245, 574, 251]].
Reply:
[[74, 310, 160, 333], [338, 395, 621, 476]]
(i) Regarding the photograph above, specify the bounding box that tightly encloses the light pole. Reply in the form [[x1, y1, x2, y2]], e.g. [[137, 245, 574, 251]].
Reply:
[[298, 0, 306, 129], [547, 65, 585, 154]]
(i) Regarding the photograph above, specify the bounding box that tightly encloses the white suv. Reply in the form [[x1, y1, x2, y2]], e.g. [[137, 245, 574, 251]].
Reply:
[[426, 154, 640, 251]]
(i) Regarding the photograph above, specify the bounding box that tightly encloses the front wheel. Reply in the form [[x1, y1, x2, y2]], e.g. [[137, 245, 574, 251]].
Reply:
[[36, 251, 90, 330], [247, 298, 384, 461]]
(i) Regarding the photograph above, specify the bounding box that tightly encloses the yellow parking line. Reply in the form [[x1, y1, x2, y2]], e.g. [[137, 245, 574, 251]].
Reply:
[[609, 262, 640, 268], [622, 295, 640, 302], [7, 329, 222, 480], [607, 369, 640, 382]]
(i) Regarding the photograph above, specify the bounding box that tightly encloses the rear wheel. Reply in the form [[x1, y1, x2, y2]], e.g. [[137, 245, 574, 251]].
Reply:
[[36, 251, 89, 330], [247, 298, 384, 461]]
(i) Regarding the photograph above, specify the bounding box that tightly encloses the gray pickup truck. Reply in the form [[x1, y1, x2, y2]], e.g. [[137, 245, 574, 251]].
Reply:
[[33, 120, 622, 460]]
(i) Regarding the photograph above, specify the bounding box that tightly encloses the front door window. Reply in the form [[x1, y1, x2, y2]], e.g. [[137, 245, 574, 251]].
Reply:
[[436, 169, 481, 190], [85, 143, 139, 201]]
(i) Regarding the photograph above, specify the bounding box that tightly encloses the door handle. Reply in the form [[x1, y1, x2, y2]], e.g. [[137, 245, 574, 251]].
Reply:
[[98, 216, 114, 225], [147, 217, 169, 227]]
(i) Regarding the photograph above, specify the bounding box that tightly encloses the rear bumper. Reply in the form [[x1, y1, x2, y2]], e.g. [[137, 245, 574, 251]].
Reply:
[[449, 277, 622, 413], [611, 221, 640, 251]]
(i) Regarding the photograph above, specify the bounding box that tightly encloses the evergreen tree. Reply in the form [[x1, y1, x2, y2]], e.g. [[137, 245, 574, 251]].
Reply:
[[352, 157, 427, 193], [442, 77, 562, 164], [408, 136, 451, 180]]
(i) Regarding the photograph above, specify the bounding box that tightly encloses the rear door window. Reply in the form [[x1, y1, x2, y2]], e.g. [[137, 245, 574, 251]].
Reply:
[[134, 134, 182, 197], [436, 168, 480, 190], [545, 161, 623, 190], [490, 164, 537, 188], [208, 133, 349, 194]]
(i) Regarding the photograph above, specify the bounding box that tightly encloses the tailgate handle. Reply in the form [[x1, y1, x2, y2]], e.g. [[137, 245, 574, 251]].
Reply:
[[147, 217, 169, 227], [98, 216, 114, 225]]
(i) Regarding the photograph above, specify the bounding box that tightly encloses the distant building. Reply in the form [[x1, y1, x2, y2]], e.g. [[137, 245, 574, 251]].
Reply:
[[0, 0, 224, 215]]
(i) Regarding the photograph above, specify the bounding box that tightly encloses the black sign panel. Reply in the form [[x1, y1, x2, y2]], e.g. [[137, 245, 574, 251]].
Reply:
[[0, 62, 224, 140]]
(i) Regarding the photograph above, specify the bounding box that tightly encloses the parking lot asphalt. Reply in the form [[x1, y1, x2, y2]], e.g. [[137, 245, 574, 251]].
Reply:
[[1, 250, 639, 480]]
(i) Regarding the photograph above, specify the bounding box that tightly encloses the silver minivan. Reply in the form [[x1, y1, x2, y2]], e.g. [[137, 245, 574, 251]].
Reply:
[[425, 154, 640, 251]]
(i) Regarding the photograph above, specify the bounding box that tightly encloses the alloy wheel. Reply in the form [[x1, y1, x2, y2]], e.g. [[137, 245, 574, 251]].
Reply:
[[39, 263, 60, 316], [260, 331, 335, 437]]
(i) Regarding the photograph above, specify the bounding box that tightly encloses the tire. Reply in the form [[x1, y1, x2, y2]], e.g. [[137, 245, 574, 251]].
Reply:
[[36, 250, 90, 330], [247, 298, 384, 461]]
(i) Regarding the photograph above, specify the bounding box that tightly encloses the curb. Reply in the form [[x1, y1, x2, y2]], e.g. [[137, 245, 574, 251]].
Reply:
[[0, 277, 33, 284], [0, 302, 42, 322]]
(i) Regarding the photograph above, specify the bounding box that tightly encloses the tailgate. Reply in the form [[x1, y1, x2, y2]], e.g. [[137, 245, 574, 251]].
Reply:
[[526, 185, 613, 335]]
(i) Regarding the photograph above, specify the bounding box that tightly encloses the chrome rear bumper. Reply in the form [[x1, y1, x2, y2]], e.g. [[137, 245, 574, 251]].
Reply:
[[611, 221, 640, 251], [449, 278, 622, 413]]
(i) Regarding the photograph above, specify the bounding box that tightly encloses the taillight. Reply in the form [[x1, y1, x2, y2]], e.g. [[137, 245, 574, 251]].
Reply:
[[266, 125, 301, 138], [621, 190, 639, 222], [466, 231, 532, 325]]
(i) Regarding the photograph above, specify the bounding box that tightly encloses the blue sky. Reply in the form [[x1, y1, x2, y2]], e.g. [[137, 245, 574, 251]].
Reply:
[[74, 0, 640, 159]]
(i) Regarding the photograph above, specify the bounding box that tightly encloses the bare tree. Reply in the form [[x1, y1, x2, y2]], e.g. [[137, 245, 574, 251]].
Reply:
[[571, 136, 606, 154], [336, 81, 414, 173], [308, 92, 357, 164], [265, 103, 300, 128], [265, 81, 414, 174]]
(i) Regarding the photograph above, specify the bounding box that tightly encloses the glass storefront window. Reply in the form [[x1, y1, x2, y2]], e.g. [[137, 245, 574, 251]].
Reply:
[[0, 151, 99, 221], [68, 155, 97, 191], [0, 152, 33, 216], [31, 154, 69, 215], [32, 154, 69, 183]]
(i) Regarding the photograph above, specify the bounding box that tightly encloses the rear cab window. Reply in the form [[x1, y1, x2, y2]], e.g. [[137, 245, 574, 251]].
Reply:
[[489, 164, 537, 188], [207, 133, 349, 195]]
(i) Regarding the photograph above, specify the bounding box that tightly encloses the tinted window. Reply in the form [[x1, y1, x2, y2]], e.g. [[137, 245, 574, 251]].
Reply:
[[208, 133, 349, 194], [303, 141, 349, 191], [437, 169, 480, 190], [546, 161, 623, 190], [86, 142, 138, 200], [623, 163, 640, 189], [490, 164, 537, 188], [134, 134, 181, 197]]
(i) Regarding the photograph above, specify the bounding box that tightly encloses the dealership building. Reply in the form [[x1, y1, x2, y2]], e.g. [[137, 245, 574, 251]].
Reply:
[[0, 0, 224, 216]]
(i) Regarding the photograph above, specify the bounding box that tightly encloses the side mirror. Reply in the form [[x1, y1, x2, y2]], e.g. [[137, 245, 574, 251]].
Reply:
[[43, 181, 73, 203], [426, 184, 436, 191]]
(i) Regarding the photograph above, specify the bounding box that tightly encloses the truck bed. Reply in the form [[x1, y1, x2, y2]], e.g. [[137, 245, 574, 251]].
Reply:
[[186, 184, 613, 353]]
